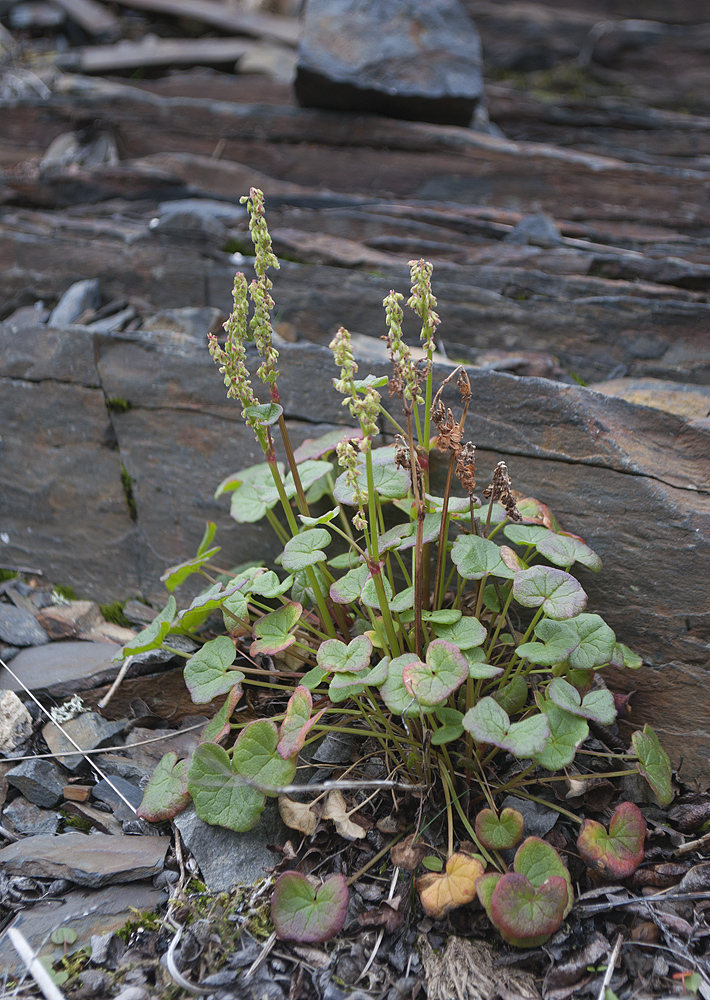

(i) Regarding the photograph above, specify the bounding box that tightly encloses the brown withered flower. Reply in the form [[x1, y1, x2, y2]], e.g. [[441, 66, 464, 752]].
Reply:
[[483, 461, 522, 522], [455, 441, 476, 493], [394, 433, 411, 471]]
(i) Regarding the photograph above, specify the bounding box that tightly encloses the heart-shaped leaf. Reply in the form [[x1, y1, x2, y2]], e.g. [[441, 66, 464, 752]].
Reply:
[[317, 635, 372, 673], [250, 602, 302, 656], [514, 836, 573, 916], [475, 808, 524, 850], [433, 616, 487, 650], [293, 427, 362, 463], [465, 648, 504, 680], [577, 801, 646, 878], [277, 686, 325, 759], [416, 852, 485, 918], [517, 614, 616, 670], [232, 719, 298, 796], [184, 636, 244, 704], [610, 642, 643, 670], [390, 586, 415, 612], [160, 547, 221, 592], [187, 743, 266, 832], [494, 677, 528, 716], [632, 725, 673, 807], [533, 700, 588, 771], [379, 653, 425, 717], [431, 707, 464, 746], [360, 573, 393, 610], [248, 570, 294, 599], [513, 566, 587, 620], [504, 524, 549, 547], [548, 677, 616, 725], [282, 529, 331, 572], [214, 460, 278, 499], [402, 640, 468, 707], [328, 670, 366, 703], [333, 461, 410, 505], [271, 872, 348, 943], [451, 535, 515, 581], [137, 752, 190, 821], [176, 582, 245, 634], [120, 597, 176, 657], [537, 532, 602, 572], [490, 873, 569, 946], [256, 460, 334, 507], [200, 684, 243, 744], [462, 698, 549, 758], [329, 564, 369, 604], [398, 512, 443, 550]]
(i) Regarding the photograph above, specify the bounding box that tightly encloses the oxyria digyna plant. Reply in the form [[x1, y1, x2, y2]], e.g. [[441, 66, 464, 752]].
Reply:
[[122, 188, 671, 948]]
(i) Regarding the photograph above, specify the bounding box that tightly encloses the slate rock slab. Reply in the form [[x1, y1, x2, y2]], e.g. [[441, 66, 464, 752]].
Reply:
[[0, 690, 32, 753], [0, 604, 49, 647], [296, 0, 483, 126], [6, 758, 67, 808], [0, 881, 164, 978], [2, 796, 60, 836], [174, 802, 288, 892], [48, 278, 100, 327], [42, 712, 127, 772], [0, 832, 168, 885]]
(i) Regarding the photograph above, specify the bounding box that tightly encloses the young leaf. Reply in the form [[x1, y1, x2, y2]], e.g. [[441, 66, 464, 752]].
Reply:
[[231, 719, 297, 796], [292, 427, 362, 464], [242, 402, 283, 426], [462, 697, 549, 758], [433, 616, 487, 650], [248, 570, 294, 599], [120, 596, 176, 656], [402, 640, 468, 707], [317, 635, 372, 673], [475, 808, 525, 850], [200, 684, 243, 744], [513, 566, 587, 620], [160, 547, 221, 592], [632, 725, 673, 807], [577, 801, 646, 879], [196, 521, 218, 557], [380, 653, 426, 717], [329, 564, 369, 604], [278, 686, 325, 759], [465, 648, 504, 680], [548, 677, 616, 725], [271, 872, 348, 943], [431, 707, 464, 746], [136, 752, 190, 821], [184, 635, 244, 704], [51, 927, 77, 946], [188, 742, 266, 832], [514, 836, 573, 916], [328, 670, 366, 703], [416, 852, 485, 918], [490, 873, 569, 947], [250, 602, 302, 656], [282, 528, 331, 572], [451, 535, 515, 581], [517, 615, 616, 670], [256, 460, 333, 507], [299, 507, 340, 527], [533, 701, 588, 771], [610, 642, 643, 670]]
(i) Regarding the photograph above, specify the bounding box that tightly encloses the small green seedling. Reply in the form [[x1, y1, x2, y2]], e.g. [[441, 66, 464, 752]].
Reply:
[[270, 872, 348, 943], [577, 801, 646, 879], [475, 807, 524, 850]]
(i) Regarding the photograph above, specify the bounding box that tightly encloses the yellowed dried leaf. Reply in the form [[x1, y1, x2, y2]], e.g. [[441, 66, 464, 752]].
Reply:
[[278, 795, 319, 835], [416, 852, 485, 918], [322, 790, 367, 841]]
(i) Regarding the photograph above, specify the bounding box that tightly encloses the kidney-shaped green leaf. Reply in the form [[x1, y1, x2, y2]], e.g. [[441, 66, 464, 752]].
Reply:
[[271, 872, 349, 943], [451, 535, 515, 581], [434, 616, 487, 650], [402, 640, 468, 707], [533, 701, 588, 771], [137, 752, 190, 822], [517, 614, 615, 670], [184, 635, 244, 704], [490, 873, 569, 947], [232, 719, 297, 795], [317, 635, 372, 673], [462, 698, 550, 758], [250, 602, 302, 656], [577, 801, 646, 879], [282, 529, 331, 572], [513, 566, 587, 620], [548, 677, 616, 725], [476, 807, 524, 850], [187, 742, 266, 832]]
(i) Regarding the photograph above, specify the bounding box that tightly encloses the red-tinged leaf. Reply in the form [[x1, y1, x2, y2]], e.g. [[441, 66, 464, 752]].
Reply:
[[515, 496, 562, 532], [271, 872, 348, 943], [577, 801, 646, 879], [475, 807, 524, 850], [490, 872, 569, 946], [250, 602, 302, 656], [277, 685, 326, 759], [200, 684, 243, 745], [136, 752, 190, 822]]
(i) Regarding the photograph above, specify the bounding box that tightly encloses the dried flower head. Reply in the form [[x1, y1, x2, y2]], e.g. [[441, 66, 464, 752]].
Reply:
[[407, 259, 440, 353], [483, 461, 522, 522], [455, 441, 477, 494]]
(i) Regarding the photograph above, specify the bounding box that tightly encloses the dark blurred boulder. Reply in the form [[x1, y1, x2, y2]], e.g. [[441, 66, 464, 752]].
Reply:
[[295, 0, 483, 126]]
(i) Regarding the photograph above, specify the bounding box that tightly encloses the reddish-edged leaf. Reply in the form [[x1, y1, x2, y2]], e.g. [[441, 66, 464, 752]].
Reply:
[[277, 685, 325, 759], [490, 872, 569, 946], [514, 836, 574, 916], [416, 852, 485, 918], [136, 752, 190, 821], [577, 801, 646, 879], [632, 725, 673, 807], [271, 872, 348, 943], [250, 602, 302, 656], [317, 635, 372, 673], [402, 639, 468, 707], [199, 684, 242, 744], [475, 808, 524, 850]]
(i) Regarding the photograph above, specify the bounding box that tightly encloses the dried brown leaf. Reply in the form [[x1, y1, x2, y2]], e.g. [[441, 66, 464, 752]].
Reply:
[[391, 833, 427, 871], [278, 796, 320, 836], [322, 790, 367, 841]]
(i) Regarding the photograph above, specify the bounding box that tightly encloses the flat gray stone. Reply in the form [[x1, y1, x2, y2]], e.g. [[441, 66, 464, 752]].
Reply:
[[142, 305, 225, 338], [2, 796, 60, 836], [504, 212, 563, 247], [0, 881, 164, 977], [0, 604, 49, 647], [0, 690, 32, 753], [48, 278, 100, 327], [157, 199, 247, 224], [42, 712, 126, 772], [92, 775, 142, 809], [0, 640, 122, 697], [174, 802, 288, 892], [0, 832, 168, 886], [296, 0, 483, 126], [6, 758, 67, 808]]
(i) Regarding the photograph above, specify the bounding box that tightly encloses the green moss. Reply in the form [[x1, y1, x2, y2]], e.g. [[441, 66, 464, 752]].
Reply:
[[0, 569, 17, 583], [121, 464, 137, 521], [569, 372, 589, 387], [99, 600, 131, 628], [223, 237, 247, 255], [106, 396, 132, 413], [53, 584, 77, 601], [62, 812, 92, 833]]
